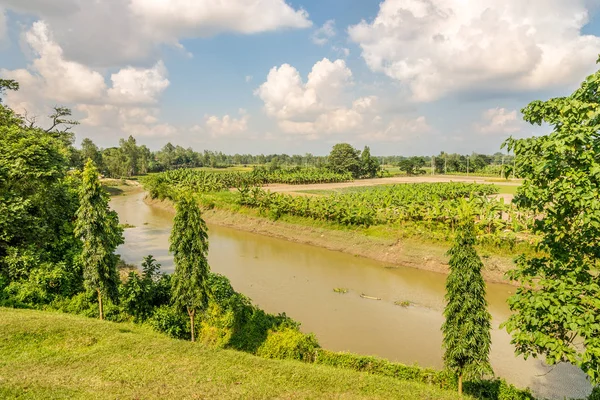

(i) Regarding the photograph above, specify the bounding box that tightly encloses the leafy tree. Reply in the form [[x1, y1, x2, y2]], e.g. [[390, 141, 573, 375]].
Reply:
[[327, 143, 361, 178], [121, 255, 171, 322], [442, 218, 492, 395], [502, 59, 600, 383], [1, 81, 82, 302], [74, 160, 124, 320], [170, 194, 211, 342], [360, 146, 380, 178], [80, 138, 103, 170], [119, 135, 139, 176], [398, 156, 426, 175]]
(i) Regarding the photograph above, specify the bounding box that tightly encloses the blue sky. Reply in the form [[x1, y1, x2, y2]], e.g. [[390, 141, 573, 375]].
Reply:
[[1, 0, 600, 155]]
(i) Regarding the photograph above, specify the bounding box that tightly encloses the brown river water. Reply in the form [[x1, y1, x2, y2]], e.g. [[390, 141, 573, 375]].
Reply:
[[110, 192, 591, 399]]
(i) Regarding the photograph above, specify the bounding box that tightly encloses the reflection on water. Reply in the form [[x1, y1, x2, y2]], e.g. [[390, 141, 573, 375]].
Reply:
[[111, 192, 591, 399]]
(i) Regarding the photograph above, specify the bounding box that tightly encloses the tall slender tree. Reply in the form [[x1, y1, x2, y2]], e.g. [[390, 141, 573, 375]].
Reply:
[[74, 160, 124, 320], [442, 219, 492, 395], [169, 194, 211, 342]]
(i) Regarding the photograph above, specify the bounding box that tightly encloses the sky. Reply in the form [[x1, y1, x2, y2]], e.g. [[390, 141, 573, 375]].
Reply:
[[1, 0, 600, 156]]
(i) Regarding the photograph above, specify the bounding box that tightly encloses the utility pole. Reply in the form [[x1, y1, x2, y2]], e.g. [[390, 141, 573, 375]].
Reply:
[[431, 156, 435, 175], [467, 155, 469, 177], [444, 153, 447, 175]]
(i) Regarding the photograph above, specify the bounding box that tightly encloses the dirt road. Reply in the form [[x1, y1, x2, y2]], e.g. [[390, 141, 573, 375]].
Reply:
[[262, 175, 520, 194]]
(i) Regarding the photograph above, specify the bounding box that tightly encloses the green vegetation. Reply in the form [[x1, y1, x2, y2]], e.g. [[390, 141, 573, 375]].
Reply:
[[333, 287, 349, 294], [235, 183, 531, 251], [443, 219, 492, 395], [143, 167, 353, 196], [0, 308, 534, 400], [395, 300, 411, 307], [75, 160, 124, 320], [503, 59, 600, 384], [0, 308, 463, 400], [170, 194, 211, 342]]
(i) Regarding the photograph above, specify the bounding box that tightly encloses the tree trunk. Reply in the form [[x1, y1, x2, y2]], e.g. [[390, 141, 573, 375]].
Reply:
[[97, 289, 104, 320], [188, 308, 195, 342], [458, 373, 463, 396]]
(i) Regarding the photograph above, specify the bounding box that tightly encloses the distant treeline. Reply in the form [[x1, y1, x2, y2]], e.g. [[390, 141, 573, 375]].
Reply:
[[72, 135, 515, 178]]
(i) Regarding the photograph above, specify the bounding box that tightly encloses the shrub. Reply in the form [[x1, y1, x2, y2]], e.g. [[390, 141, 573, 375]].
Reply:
[[257, 327, 320, 362], [146, 305, 190, 340]]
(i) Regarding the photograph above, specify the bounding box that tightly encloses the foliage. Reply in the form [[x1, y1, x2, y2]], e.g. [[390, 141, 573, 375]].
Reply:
[[74, 160, 124, 319], [257, 327, 320, 362], [237, 183, 529, 250], [146, 305, 190, 340], [502, 59, 600, 383], [443, 220, 493, 393], [360, 145, 381, 178], [170, 194, 211, 341], [120, 255, 171, 322], [327, 143, 362, 178], [0, 81, 83, 305], [398, 156, 426, 175]]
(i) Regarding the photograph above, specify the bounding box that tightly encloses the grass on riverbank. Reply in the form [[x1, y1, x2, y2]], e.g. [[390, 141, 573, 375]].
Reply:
[[0, 307, 462, 400]]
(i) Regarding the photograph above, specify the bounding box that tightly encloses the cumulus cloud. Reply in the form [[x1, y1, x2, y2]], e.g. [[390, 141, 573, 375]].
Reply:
[[3, 0, 311, 66], [474, 108, 522, 135], [204, 109, 249, 137], [256, 58, 390, 138], [348, 0, 600, 101], [0, 21, 173, 137], [256, 58, 353, 120], [312, 19, 336, 45], [108, 61, 170, 105]]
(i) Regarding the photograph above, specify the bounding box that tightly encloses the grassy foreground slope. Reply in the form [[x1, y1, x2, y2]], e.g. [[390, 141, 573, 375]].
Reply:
[[0, 308, 461, 400]]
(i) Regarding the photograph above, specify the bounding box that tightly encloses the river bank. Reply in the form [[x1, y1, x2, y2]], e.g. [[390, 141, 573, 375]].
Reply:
[[144, 193, 517, 284]]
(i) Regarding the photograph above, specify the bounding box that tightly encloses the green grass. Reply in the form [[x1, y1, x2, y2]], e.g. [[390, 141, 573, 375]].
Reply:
[[0, 308, 462, 400], [494, 184, 520, 195]]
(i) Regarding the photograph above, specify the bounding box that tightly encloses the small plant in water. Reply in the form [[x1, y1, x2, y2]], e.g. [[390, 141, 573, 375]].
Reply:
[[394, 300, 411, 307], [333, 288, 348, 294]]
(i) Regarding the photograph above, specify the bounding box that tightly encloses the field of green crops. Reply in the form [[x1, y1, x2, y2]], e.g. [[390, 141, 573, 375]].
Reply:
[[142, 167, 352, 198]]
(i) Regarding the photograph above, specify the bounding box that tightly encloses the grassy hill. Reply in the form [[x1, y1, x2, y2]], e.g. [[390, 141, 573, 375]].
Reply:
[[0, 308, 461, 399]]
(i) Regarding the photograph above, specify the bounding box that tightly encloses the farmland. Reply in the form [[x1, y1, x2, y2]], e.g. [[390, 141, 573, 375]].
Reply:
[[142, 168, 532, 255]]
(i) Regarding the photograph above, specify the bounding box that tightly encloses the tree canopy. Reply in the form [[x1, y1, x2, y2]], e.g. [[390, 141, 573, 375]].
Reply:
[[170, 194, 211, 341], [503, 58, 600, 383], [442, 218, 492, 394], [327, 143, 362, 178]]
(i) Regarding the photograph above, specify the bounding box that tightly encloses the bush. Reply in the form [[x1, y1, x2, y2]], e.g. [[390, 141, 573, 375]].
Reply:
[[146, 305, 190, 340], [257, 327, 320, 362]]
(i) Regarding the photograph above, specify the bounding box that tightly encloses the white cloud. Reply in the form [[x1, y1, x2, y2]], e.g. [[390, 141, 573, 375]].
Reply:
[[22, 21, 107, 103], [332, 46, 350, 58], [204, 109, 249, 137], [245, 75, 253, 83], [474, 107, 522, 135], [4, 0, 311, 66], [312, 19, 336, 45], [0, 22, 173, 138], [108, 61, 170, 105], [348, 0, 600, 101], [256, 58, 390, 138], [256, 58, 352, 120]]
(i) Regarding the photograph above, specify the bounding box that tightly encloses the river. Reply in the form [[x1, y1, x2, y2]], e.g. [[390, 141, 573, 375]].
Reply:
[[111, 191, 591, 399]]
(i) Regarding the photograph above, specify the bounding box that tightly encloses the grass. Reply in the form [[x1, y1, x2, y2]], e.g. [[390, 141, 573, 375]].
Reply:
[[333, 288, 349, 294], [394, 300, 412, 307], [0, 307, 462, 400], [494, 184, 520, 195]]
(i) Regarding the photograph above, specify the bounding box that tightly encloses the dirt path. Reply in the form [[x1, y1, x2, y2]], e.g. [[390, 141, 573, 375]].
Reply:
[[262, 175, 520, 194]]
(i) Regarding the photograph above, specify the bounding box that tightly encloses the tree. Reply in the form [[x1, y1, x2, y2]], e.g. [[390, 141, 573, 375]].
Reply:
[[360, 146, 380, 178], [502, 58, 600, 383], [74, 160, 124, 320], [442, 218, 492, 395], [81, 138, 103, 169], [327, 143, 361, 177], [170, 194, 211, 342], [397, 156, 426, 175], [119, 135, 139, 176]]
